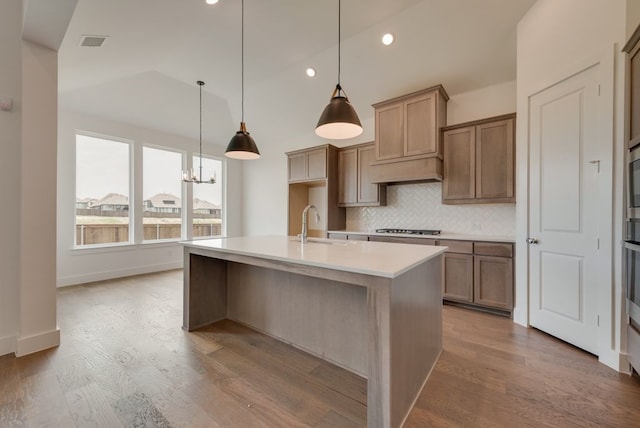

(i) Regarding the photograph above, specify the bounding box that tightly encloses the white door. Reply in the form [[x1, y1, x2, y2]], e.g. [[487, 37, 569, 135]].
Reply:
[[528, 64, 602, 355]]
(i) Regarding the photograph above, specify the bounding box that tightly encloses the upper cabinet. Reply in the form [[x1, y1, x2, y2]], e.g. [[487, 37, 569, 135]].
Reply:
[[370, 85, 448, 184], [288, 147, 328, 183], [286, 144, 345, 238], [338, 142, 386, 207], [442, 114, 516, 204]]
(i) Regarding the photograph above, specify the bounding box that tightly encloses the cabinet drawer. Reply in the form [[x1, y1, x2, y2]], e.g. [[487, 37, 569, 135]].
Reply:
[[348, 234, 369, 241], [439, 240, 473, 254], [474, 242, 513, 257], [368, 236, 436, 246], [328, 233, 347, 240]]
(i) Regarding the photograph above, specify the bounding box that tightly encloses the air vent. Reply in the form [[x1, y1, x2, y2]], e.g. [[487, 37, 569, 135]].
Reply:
[[78, 35, 108, 47]]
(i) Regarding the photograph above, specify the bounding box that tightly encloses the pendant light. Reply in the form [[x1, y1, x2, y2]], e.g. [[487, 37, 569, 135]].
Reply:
[[225, 0, 260, 160], [315, 0, 363, 140], [183, 80, 216, 184]]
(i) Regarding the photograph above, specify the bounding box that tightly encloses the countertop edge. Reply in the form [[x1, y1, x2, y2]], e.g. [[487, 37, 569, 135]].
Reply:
[[181, 237, 446, 279]]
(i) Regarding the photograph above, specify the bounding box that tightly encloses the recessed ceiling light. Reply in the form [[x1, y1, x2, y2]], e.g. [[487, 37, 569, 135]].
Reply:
[[382, 33, 395, 46], [205, 0, 219, 4], [306, 68, 316, 78]]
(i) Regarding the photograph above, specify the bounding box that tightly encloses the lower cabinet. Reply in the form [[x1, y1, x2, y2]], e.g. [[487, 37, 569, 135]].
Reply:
[[445, 241, 513, 313], [326, 233, 514, 313], [443, 253, 473, 302]]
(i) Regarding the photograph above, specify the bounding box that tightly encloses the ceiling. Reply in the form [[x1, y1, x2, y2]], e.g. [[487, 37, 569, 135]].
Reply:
[[58, 0, 536, 149]]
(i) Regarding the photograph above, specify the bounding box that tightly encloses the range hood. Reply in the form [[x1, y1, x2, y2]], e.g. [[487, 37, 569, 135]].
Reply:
[[370, 157, 442, 184]]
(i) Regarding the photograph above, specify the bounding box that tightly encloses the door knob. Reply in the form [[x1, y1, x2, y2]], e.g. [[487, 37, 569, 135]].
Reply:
[[527, 238, 539, 244]]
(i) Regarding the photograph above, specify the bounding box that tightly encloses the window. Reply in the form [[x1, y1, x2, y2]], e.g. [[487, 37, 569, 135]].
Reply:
[[192, 155, 223, 238], [143, 147, 183, 242], [75, 133, 131, 246]]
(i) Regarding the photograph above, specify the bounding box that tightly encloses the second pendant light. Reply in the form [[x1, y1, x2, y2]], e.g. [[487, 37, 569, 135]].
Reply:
[[315, 0, 363, 140], [225, 0, 260, 160]]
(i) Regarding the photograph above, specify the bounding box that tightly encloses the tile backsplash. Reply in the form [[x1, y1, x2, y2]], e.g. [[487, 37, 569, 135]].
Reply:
[[346, 182, 515, 236]]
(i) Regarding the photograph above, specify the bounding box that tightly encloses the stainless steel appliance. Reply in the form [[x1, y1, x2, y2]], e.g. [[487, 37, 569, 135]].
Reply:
[[625, 220, 640, 322], [626, 219, 640, 373], [375, 228, 441, 235], [628, 145, 640, 219]]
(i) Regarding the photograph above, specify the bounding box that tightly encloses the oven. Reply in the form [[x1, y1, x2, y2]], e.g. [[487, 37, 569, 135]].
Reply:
[[628, 145, 640, 218], [625, 220, 640, 373]]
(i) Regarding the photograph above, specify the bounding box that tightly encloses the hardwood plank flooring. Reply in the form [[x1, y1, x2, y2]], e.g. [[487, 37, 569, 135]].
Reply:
[[0, 270, 639, 427]]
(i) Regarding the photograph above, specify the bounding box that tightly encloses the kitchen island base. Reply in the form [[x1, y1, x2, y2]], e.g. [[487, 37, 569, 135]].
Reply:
[[183, 240, 443, 428]]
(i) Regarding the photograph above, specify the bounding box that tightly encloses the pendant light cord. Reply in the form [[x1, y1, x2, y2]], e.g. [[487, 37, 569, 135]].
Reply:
[[241, 0, 245, 124], [198, 81, 204, 181], [337, 0, 341, 88]]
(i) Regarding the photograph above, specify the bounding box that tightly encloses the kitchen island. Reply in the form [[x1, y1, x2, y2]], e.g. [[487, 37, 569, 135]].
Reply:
[[182, 236, 445, 428]]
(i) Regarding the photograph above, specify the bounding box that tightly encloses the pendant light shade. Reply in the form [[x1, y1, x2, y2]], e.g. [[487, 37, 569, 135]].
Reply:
[[226, 122, 260, 160], [225, 0, 260, 160], [315, 0, 363, 140], [316, 84, 362, 139]]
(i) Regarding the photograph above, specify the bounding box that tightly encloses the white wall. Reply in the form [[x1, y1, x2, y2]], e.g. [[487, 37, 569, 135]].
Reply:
[[57, 110, 244, 286], [516, 0, 626, 370], [446, 80, 517, 126], [0, 0, 22, 356]]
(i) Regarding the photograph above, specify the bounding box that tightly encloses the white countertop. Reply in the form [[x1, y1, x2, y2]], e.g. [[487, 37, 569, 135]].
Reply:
[[328, 230, 515, 243], [181, 235, 446, 279]]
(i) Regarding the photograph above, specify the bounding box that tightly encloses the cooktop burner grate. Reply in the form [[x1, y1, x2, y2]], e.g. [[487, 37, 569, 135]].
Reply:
[[375, 228, 441, 235]]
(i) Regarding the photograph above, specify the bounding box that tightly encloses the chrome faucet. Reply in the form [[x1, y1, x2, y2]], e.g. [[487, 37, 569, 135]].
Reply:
[[300, 205, 320, 243]]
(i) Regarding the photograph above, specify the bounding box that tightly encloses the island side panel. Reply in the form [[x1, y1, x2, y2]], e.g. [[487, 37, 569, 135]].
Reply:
[[367, 277, 393, 428], [366, 255, 443, 428], [226, 262, 368, 376], [183, 249, 228, 331], [391, 255, 443, 428]]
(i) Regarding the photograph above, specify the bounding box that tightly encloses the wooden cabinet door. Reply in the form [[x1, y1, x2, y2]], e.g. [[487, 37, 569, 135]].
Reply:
[[442, 126, 475, 201], [306, 148, 327, 180], [357, 144, 379, 204], [474, 255, 513, 310], [405, 92, 437, 157], [338, 148, 357, 204], [375, 101, 404, 160], [288, 153, 306, 182], [476, 119, 514, 201], [443, 253, 474, 303]]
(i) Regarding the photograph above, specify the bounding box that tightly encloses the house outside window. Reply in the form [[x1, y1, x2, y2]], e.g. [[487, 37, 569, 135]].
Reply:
[[192, 155, 223, 238], [143, 146, 183, 242]]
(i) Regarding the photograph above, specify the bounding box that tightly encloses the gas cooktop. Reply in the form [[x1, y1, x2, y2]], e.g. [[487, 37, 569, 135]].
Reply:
[[375, 228, 441, 236]]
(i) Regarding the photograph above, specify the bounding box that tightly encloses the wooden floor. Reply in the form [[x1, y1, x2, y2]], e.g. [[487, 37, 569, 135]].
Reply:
[[1, 270, 639, 427]]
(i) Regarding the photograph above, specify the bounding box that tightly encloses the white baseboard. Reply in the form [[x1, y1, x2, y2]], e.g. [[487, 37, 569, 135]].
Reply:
[[56, 261, 183, 287], [0, 334, 15, 356], [16, 328, 60, 357]]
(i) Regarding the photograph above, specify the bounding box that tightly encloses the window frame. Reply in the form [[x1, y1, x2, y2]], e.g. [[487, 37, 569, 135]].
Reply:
[[72, 131, 227, 252], [73, 130, 134, 249]]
